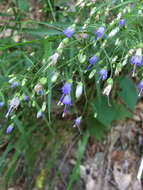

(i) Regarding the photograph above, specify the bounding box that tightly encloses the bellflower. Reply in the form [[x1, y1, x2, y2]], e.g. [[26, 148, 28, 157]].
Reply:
[[118, 19, 125, 27], [97, 68, 107, 83], [130, 48, 142, 76], [86, 55, 98, 71], [0, 102, 4, 107], [6, 125, 13, 134], [58, 82, 71, 104], [37, 110, 42, 119], [24, 96, 28, 101], [94, 27, 106, 40], [62, 95, 72, 117], [137, 80, 143, 97], [40, 89, 44, 96], [62, 26, 75, 38], [73, 117, 81, 127], [8, 81, 18, 88], [75, 82, 83, 99], [6, 97, 19, 118]]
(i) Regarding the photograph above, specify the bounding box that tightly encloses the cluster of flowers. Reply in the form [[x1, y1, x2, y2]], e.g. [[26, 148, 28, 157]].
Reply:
[[2, 16, 143, 134]]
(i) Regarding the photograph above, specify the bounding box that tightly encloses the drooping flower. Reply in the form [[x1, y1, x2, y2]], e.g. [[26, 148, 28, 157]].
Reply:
[[118, 18, 125, 27], [137, 80, 143, 97], [37, 110, 42, 119], [0, 102, 4, 107], [75, 82, 83, 99], [24, 96, 28, 102], [6, 97, 19, 118], [6, 125, 13, 134], [94, 27, 106, 40], [74, 117, 81, 126], [130, 48, 142, 77], [40, 89, 44, 96], [62, 95, 72, 117], [103, 78, 113, 96], [62, 26, 75, 38], [48, 52, 60, 66], [8, 81, 18, 88], [58, 82, 72, 104], [97, 68, 107, 83], [86, 55, 98, 71]]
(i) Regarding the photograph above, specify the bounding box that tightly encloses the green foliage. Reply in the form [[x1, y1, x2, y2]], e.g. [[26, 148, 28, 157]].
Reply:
[[0, 0, 142, 188], [117, 76, 138, 110]]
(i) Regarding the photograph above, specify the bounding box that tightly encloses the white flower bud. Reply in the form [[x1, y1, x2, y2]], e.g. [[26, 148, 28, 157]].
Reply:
[[117, 12, 122, 20], [78, 54, 86, 63], [138, 10, 143, 16], [89, 69, 96, 79], [51, 72, 59, 83], [128, 49, 134, 56], [34, 83, 42, 93], [103, 78, 113, 96], [136, 48, 142, 57], [112, 56, 118, 63], [103, 84, 112, 96], [109, 28, 119, 37], [48, 52, 59, 66], [76, 82, 83, 99], [115, 38, 120, 46]]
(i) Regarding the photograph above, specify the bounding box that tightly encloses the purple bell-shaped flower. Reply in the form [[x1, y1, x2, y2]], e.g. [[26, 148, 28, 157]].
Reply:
[[130, 49, 142, 77], [8, 81, 18, 88], [6, 97, 19, 118], [118, 19, 125, 27], [97, 68, 107, 83], [86, 55, 98, 71], [62, 95, 72, 117], [137, 80, 143, 97], [63, 26, 75, 38], [58, 82, 71, 104], [94, 27, 106, 40], [6, 125, 13, 134]]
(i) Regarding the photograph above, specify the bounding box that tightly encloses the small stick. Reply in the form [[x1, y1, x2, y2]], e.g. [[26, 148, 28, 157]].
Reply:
[[137, 156, 143, 180]]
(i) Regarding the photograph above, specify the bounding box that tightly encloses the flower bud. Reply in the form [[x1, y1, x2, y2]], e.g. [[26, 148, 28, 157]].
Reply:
[[88, 69, 96, 79], [109, 28, 119, 37], [78, 54, 86, 63], [103, 78, 113, 96], [51, 72, 59, 83], [34, 83, 42, 94], [75, 82, 83, 99], [48, 52, 59, 66], [136, 48, 142, 57]]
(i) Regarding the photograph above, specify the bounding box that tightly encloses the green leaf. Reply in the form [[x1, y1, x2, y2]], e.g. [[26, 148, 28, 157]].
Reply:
[[86, 117, 106, 141], [117, 76, 137, 110], [18, 0, 28, 11], [114, 103, 132, 121], [92, 96, 115, 127]]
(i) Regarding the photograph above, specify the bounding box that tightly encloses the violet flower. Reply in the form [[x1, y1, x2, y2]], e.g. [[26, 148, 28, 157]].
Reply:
[[6, 125, 13, 134], [74, 117, 81, 126], [97, 68, 107, 83], [130, 55, 142, 77], [86, 55, 98, 71], [37, 110, 42, 119], [63, 26, 75, 38], [6, 97, 19, 118], [58, 82, 71, 104], [24, 96, 28, 102], [8, 81, 18, 88], [62, 95, 72, 117], [118, 19, 125, 27], [94, 27, 106, 40], [137, 80, 143, 97], [0, 102, 4, 107]]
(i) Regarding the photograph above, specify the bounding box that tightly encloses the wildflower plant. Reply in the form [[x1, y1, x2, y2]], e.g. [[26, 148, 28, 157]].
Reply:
[[0, 0, 143, 189]]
